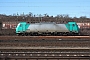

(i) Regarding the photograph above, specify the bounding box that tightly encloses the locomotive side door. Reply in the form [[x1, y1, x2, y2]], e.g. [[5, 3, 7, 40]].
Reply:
[[19, 23, 26, 32], [70, 24, 75, 32], [22, 24, 26, 32], [69, 24, 73, 32]]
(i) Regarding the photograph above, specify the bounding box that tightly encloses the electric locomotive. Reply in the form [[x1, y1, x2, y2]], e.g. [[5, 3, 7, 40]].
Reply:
[[16, 22, 79, 36]]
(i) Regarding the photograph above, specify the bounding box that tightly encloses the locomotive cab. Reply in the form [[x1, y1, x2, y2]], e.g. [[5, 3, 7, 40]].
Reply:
[[16, 22, 29, 35], [66, 22, 79, 34]]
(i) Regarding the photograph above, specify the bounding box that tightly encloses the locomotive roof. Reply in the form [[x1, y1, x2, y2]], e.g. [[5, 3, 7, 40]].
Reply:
[[33, 22, 56, 24], [68, 22, 77, 24]]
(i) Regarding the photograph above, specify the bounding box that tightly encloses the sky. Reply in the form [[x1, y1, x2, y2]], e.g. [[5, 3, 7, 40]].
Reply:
[[0, 0, 90, 17]]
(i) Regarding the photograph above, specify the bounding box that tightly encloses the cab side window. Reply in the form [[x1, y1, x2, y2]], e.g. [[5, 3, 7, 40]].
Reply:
[[72, 24, 75, 26], [20, 24, 22, 27], [68, 24, 70, 26]]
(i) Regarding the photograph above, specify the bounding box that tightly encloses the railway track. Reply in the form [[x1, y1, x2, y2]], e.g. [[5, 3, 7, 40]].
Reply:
[[0, 36, 90, 60], [0, 49, 90, 60], [0, 39, 89, 47], [0, 36, 90, 40], [0, 47, 90, 49], [0, 36, 90, 48]]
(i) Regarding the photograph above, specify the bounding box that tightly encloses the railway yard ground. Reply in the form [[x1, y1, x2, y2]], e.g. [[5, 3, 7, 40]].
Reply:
[[0, 36, 90, 60]]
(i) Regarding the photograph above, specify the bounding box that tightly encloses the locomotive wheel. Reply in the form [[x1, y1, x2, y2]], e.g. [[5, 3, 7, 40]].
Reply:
[[25, 33, 28, 36], [16, 34, 19, 36]]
